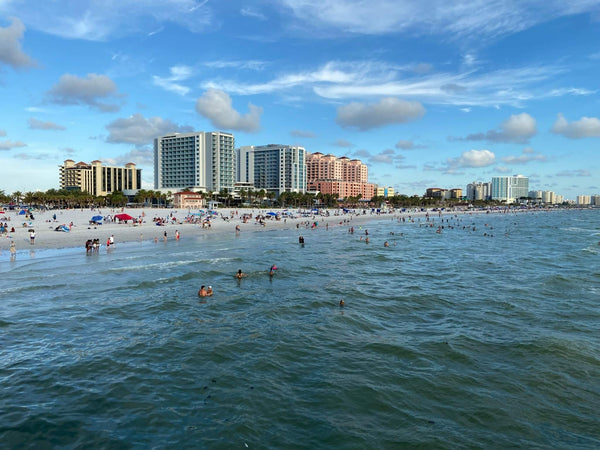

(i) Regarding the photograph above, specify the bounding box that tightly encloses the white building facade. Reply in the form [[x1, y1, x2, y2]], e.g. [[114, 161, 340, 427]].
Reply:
[[154, 131, 235, 193], [491, 175, 529, 203], [466, 181, 492, 201], [237, 145, 306, 197]]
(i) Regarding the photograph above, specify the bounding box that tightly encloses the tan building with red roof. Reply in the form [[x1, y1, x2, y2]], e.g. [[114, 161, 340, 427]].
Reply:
[[59, 159, 142, 197]]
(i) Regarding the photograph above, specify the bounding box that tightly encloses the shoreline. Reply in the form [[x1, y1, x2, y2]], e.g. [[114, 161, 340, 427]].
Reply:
[[0, 206, 571, 259]]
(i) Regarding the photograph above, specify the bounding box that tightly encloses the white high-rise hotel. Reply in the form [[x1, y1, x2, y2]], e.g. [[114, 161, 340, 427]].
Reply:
[[491, 175, 529, 203], [237, 145, 306, 197], [154, 131, 235, 192]]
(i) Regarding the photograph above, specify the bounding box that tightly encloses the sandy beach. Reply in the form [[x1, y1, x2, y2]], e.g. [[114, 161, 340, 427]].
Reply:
[[1, 205, 557, 255], [0, 206, 391, 253]]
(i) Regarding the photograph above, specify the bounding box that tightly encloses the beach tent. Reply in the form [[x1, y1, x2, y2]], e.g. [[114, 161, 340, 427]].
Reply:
[[19, 210, 26, 215], [266, 212, 278, 216], [115, 213, 134, 221], [91, 215, 103, 222]]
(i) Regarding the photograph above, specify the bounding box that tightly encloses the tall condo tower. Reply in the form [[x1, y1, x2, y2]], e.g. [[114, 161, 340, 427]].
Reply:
[[236, 145, 306, 197], [154, 131, 235, 193]]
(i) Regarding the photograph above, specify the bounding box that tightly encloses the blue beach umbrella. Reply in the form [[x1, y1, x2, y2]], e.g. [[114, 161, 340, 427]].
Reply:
[[91, 215, 103, 222]]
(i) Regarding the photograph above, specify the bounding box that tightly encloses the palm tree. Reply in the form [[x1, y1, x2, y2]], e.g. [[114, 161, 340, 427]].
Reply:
[[12, 190, 23, 205]]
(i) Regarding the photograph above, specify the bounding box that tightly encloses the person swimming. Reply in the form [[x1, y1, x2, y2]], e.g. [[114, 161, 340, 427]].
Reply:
[[269, 264, 277, 276], [235, 269, 247, 279], [198, 285, 209, 297]]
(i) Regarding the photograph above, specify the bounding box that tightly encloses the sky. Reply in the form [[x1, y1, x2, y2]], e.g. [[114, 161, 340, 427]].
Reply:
[[0, 0, 599, 199]]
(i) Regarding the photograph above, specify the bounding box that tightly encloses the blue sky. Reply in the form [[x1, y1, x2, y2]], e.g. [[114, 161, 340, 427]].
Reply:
[[1, 0, 599, 199]]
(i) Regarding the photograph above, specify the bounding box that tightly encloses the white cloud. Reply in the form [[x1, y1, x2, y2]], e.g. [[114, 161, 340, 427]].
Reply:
[[457, 113, 537, 143], [28, 117, 66, 130], [0, 130, 6, 137], [47, 73, 123, 112], [336, 97, 425, 131], [195, 89, 262, 132], [0, 17, 36, 69], [152, 65, 192, 96], [448, 149, 496, 169], [551, 113, 600, 139], [201, 59, 589, 108], [0, 139, 27, 150], [106, 113, 193, 145]]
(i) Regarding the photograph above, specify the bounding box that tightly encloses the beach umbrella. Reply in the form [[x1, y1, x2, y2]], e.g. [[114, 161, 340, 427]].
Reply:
[[91, 215, 103, 222], [115, 213, 134, 221], [266, 212, 277, 216]]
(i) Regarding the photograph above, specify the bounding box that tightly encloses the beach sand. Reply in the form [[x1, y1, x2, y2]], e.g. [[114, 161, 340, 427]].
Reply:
[[0, 205, 548, 255], [0, 206, 385, 252]]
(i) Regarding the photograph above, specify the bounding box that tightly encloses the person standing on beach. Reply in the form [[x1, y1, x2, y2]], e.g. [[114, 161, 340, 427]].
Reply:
[[175, 230, 180, 240], [29, 230, 35, 245], [10, 241, 16, 258], [163, 230, 167, 242]]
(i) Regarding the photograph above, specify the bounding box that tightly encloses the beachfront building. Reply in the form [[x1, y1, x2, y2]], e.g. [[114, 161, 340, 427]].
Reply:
[[491, 175, 529, 203], [173, 191, 206, 209], [577, 195, 591, 205], [375, 186, 395, 198], [424, 188, 462, 199], [154, 131, 235, 193], [236, 145, 306, 197], [466, 181, 492, 201], [306, 152, 375, 200], [59, 160, 142, 197]]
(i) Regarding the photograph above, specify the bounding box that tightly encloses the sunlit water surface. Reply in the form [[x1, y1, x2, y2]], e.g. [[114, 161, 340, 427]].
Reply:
[[1, 209, 599, 448]]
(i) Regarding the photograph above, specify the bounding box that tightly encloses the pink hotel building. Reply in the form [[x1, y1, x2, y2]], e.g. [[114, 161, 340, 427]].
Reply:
[[306, 152, 375, 200]]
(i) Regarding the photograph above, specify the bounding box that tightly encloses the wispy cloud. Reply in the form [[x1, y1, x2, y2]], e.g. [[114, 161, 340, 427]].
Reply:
[[333, 139, 353, 147], [501, 147, 547, 165], [204, 60, 268, 71], [0, 139, 27, 150], [280, 0, 599, 42], [1, 0, 215, 40], [240, 7, 267, 21], [202, 59, 588, 108], [290, 129, 316, 138], [555, 169, 591, 177], [395, 139, 426, 150], [28, 117, 66, 131], [152, 65, 193, 96]]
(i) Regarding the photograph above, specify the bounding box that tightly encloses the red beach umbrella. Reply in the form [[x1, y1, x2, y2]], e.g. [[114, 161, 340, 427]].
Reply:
[[114, 213, 134, 221]]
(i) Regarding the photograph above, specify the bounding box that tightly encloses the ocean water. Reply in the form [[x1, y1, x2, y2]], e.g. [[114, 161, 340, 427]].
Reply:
[[1, 209, 599, 449]]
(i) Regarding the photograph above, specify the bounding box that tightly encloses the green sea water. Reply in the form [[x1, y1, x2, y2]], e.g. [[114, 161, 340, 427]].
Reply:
[[1, 209, 599, 448]]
